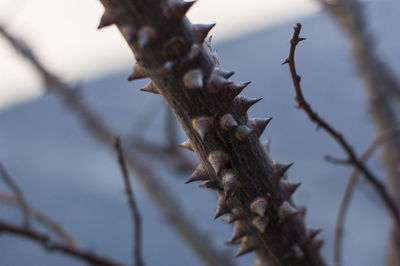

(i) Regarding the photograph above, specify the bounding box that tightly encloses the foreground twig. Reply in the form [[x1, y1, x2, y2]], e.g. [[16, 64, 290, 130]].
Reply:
[[113, 137, 143, 266], [283, 23, 400, 228], [334, 127, 400, 265], [0, 219, 125, 266], [0, 191, 75, 246], [0, 24, 231, 266], [0, 162, 30, 227]]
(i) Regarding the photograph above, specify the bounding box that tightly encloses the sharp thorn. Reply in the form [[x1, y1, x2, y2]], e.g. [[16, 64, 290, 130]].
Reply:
[[236, 96, 262, 115], [280, 180, 301, 197], [229, 221, 249, 243], [219, 114, 238, 131], [279, 201, 299, 221], [252, 216, 268, 233], [222, 170, 241, 199], [236, 236, 260, 257], [207, 68, 233, 93], [183, 69, 204, 89], [192, 116, 214, 140], [185, 164, 208, 184], [194, 23, 216, 42], [249, 117, 272, 137], [140, 81, 159, 94], [98, 10, 115, 29], [235, 125, 255, 141], [127, 64, 147, 81], [272, 161, 294, 179], [250, 197, 267, 217], [208, 151, 230, 175], [178, 139, 193, 151]]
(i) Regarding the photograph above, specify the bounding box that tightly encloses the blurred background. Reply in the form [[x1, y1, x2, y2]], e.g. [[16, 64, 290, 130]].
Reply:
[[0, 0, 399, 265]]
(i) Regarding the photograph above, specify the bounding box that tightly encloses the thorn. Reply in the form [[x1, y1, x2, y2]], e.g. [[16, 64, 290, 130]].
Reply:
[[272, 161, 294, 179], [252, 216, 268, 233], [298, 37, 307, 42], [98, 10, 115, 29], [215, 191, 230, 219], [192, 116, 214, 139], [205, 36, 212, 50], [207, 68, 233, 93], [225, 208, 244, 223], [127, 64, 147, 81], [249, 117, 272, 137], [208, 151, 230, 175], [262, 139, 271, 153], [235, 125, 255, 141], [219, 114, 238, 131], [185, 164, 208, 184], [306, 228, 321, 243], [236, 236, 260, 257], [297, 205, 307, 218], [293, 244, 305, 259], [229, 221, 249, 243], [164, 36, 186, 59], [162, 60, 175, 74], [194, 23, 216, 42], [166, 0, 196, 19], [236, 96, 262, 115], [137, 26, 157, 49], [312, 238, 324, 249], [279, 201, 299, 221], [225, 81, 251, 100], [281, 57, 290, 65], [121, 25, 137, 43], [199, 179, 219, 190], [178, 139, 193, 151], [280, 180, 301, 197], [189, 44, 201, 61], [221, 170, 241, 198], [183, 69, 203, 89], [250, 197, 267, 217], [217, 69, 235, 79], [140, 81, 159, 94]]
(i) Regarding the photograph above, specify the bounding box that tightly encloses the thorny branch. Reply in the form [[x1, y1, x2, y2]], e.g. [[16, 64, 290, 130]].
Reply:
[[113, 137, 144, 266], [0, 191, 75, 246], [283, 23, 400, 229], [334, 127, 400, 265], [0, 24, 232, 266], [0, 162, 30, 227], [0, 219, 125, 266]]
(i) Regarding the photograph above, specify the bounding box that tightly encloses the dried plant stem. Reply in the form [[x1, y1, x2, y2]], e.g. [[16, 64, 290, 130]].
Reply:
[[0, 162, 30, 227], [0, 219, 125, 266], [334, 127, 400, 265], [0, 191, 75, 246], [283, 23, 400, 229], [0, 25, 231, 266], [113, 137, 144, 266]]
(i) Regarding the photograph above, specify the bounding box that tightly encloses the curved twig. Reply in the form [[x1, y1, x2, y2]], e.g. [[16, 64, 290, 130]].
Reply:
[[113, 137, 144, 266], [283, 23, 400, 229]]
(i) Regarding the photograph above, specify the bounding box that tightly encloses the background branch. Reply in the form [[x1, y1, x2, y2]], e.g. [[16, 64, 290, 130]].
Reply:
[[0, 219, 125, 266], [113, 137, 144, 266], [283, 22, 400, 229]]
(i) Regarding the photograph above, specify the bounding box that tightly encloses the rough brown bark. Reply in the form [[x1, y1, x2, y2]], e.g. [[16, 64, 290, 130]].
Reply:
[[97, 1, 326, 265]]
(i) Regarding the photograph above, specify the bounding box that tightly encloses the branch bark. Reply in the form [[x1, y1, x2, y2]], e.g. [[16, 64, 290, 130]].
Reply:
[[96, 1, 326, 265]]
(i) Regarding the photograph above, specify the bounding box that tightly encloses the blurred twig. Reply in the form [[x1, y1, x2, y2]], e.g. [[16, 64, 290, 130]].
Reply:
[[0, 24, 233, 266], [0, 218, 125, 266], [283, 23, 400, 229], [0, 191, 75, 246], [334, 127, 400, 265], [0, 162, 30, 227], [113, 137, 143, 266]]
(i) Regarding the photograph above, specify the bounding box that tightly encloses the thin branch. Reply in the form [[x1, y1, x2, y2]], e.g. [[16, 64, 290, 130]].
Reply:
[[0, 24, 232, 266], [334, 127, 400, 265], [283, 23, 400, 228], [0, 219, 125, 266], [0, 162, 30, 227], [113, 137, 143, 266], [0, 191, 75, 246]]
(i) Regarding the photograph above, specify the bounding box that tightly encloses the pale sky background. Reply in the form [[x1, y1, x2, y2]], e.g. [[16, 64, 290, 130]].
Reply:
[[0, 0, 319, 110]]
